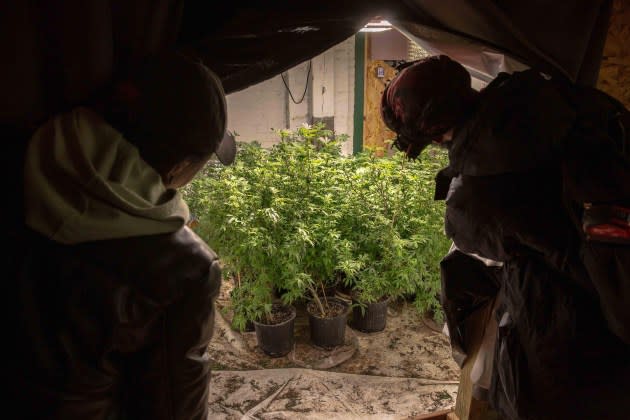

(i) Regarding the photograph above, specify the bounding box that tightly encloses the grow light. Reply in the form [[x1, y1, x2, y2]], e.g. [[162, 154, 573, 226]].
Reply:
[[359, 19, 392, 33]]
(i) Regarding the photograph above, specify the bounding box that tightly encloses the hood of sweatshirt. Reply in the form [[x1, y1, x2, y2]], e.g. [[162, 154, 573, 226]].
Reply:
[[24, 107, 190, 244]]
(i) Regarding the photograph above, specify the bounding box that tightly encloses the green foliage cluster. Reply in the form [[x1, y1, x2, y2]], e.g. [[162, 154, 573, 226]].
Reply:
[[183, 124, 451, 330]]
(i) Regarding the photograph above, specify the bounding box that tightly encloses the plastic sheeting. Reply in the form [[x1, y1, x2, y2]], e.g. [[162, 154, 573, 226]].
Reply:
[[1, 1, 613, 129], [1, 0, 614, 232], [206, 284, 460, 419], [439, 246, 500, 366], [395, 22, 529, 83], [208, 368, 457, 419]]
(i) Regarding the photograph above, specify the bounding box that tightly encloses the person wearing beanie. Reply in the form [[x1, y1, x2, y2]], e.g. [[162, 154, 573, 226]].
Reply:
[[381, 55, 630, 419], [11, 50, 235, 420]]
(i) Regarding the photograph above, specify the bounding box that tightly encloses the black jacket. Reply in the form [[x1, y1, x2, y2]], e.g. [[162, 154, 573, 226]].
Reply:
[[439, 69, 630, 419], [10, 226, 221, 420]]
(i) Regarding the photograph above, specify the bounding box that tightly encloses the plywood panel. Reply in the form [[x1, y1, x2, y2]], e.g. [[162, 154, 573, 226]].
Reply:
[[363, 38, 398, 156], [597, 0, 630, 108]]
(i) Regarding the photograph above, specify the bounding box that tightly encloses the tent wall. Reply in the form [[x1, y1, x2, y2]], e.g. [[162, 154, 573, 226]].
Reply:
[[1, 0, 617, 230], [1, 0, 614, 133]]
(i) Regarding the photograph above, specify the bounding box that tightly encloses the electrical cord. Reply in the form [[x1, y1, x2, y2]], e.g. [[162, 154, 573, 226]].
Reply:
[[281, 60, 312, 104]]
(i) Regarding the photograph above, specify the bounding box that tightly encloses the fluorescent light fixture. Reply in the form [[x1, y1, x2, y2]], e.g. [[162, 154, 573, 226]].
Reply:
[[360, 27, 392, 32], [359, 19, 392, 33]]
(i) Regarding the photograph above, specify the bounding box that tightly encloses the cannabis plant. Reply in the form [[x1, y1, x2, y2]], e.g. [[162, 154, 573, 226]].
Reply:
[[184, 125, 451, 324], [336, 145, 450, 317]]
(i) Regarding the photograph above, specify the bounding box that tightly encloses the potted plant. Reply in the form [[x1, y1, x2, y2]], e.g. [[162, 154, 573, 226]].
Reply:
[[252, 301, 297, 357], [186, 141, 292, 336], [270, 125, 355, 348], [226, 272, 297, 357], [184, 127, 449, 348], [188, 124, 355, 349], [306, 295, 350, 348], [228, 278, 296, 357], [228, 272, 273, 333], [228, 273, 255, 332], [337, 146, 451, 331]]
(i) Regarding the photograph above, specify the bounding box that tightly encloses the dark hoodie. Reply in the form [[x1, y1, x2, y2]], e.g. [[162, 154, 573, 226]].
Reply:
[[440, 69, 630, 420]]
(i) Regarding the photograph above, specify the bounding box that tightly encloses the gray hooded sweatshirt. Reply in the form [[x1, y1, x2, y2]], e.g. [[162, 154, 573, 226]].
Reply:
[[24, 107, 190, 244]]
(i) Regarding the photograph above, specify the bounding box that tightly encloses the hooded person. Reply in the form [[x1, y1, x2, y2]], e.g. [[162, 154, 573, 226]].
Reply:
[[381, 55, 630, 419], [12, 50, 235, 420]]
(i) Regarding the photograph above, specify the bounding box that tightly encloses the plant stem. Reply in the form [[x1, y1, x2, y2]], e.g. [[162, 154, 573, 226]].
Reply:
[[308, 284, 326, 316], [320, 281, 329, 308]]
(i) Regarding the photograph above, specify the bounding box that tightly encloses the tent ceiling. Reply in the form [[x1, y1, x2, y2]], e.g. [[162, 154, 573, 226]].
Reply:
[[390, 1, 612, 84], [1, 0, 613, 132], [178, 0, 612, 94]]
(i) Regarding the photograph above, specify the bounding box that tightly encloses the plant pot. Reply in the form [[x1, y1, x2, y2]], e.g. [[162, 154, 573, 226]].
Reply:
[[306, 297, 350, 349], [351, 296, 389, 333], [253, 304, 296, 357]]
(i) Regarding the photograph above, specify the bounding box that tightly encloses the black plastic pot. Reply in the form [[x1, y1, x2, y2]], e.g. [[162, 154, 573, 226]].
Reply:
[[351, 297, 389, 333], [253, 304, 296, 357], [307, 297, 350, 349]]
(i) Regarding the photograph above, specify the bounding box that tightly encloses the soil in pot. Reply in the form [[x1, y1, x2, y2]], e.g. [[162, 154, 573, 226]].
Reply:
[[306, 297, 350, 349], [351, 295, 390, 333], [253, 303, 296, 357]]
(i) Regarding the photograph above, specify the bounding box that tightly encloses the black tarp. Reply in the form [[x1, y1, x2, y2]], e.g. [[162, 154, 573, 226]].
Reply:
[[437, 64, 630, 419], [0, 3, 621, 417], [1, 0, 614, 228], [1, 0, 613, 132]]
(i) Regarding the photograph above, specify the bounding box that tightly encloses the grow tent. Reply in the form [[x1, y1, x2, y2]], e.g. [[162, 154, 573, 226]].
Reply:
[[2, 1, 624, 418], [1, 1, 613, 130], [1, 0, 616, 226]]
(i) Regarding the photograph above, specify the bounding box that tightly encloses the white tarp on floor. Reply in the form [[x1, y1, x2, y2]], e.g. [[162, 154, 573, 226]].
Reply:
[[206, 286, 461, 419], [208, 368, 458, 419]]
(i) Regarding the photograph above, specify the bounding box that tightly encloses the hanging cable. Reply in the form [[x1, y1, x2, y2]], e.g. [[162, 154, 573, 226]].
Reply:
[[281, 60, 312, 104]]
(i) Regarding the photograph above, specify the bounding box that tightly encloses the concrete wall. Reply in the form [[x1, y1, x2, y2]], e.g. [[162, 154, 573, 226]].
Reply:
[[224, 75, 287, 149], [226, 36, 355, 154]]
